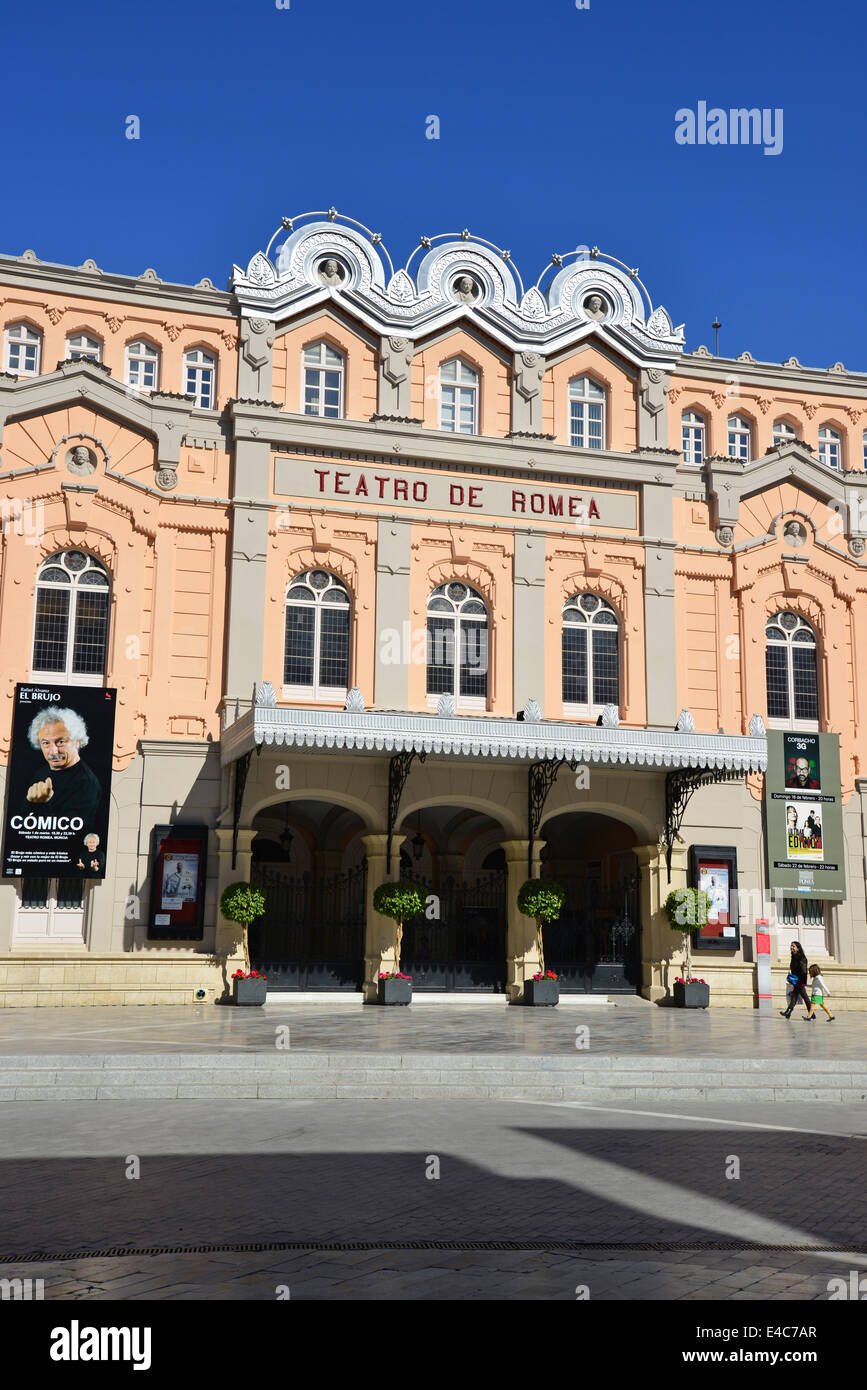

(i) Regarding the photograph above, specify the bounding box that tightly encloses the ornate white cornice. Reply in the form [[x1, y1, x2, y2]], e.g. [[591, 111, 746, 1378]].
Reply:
[[231, 214, 685, 370], [220, 705, 767, 772]]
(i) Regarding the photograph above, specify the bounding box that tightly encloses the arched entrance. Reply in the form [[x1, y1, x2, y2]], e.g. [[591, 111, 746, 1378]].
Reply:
[[540, 811, 641, 993], [398, 804, 507, 992], [249, 799, 367, 990]]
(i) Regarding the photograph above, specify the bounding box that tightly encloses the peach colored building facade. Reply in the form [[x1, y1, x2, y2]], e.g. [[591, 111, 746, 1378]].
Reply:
[[1, 214, 866, 1007]]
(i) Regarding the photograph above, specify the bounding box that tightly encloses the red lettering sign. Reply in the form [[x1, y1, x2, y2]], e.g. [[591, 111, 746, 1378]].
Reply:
[[334, 472, 350, 494], [450, 485, 464, 506], [468, 486, 482, 508]]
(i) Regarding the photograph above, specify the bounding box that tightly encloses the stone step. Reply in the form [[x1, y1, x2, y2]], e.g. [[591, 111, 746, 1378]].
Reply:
[[263, 993, 614, 1005], [0, 1053, 864, 1101]]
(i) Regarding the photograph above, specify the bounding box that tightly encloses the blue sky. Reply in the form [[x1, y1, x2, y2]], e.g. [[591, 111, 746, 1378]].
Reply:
[[3, 0, 864, 367]]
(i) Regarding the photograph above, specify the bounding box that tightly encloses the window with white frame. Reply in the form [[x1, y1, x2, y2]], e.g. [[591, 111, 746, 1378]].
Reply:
[[302, 341, 343, 418], [125, 339, 160, 391], [283, 569, 350, 699], [727, 414, 752, 461], [562, 594, 620, 714], [183, 348, 216, 409], [681, 409, 706, 465], [426, 582, 489, 708], [31, 550, 110, 686], [3, 322, 42, 375], [439, 358, 478, 433], [773, 419, 798, 448], [818, 425, 842, 470], [14, 878, 88, 945], [569, 376, 605, 449], [863, 430, 867, 470], [765, 610, 819, 729], [65, 332, 102, 363]]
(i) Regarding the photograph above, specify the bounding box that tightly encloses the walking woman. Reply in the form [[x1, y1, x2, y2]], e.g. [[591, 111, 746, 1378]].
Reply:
[[780, 939, 811, 1018]]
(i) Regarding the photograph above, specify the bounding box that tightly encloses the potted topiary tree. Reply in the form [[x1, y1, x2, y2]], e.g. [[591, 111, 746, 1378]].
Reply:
[[220, 882, 267, 1005], [517, 879, 566, 1005], [664, 886, 711, 1008], [372, 880, 426, 1004]]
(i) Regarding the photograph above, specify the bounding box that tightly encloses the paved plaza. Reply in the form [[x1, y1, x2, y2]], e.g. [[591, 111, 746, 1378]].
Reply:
[[0, 996, 860, 1058], [0, 1098, 865, 1299]]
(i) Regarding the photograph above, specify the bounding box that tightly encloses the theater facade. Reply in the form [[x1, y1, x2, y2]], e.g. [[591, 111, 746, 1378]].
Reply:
[[1, 212, 866, 1008]]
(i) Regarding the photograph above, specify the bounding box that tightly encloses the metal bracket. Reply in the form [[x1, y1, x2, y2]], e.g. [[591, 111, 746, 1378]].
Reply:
[[231, 749, 254, 870], [528, 757, 577, 878], [387, 749, 427, 874], [664, 766, 744, 878]]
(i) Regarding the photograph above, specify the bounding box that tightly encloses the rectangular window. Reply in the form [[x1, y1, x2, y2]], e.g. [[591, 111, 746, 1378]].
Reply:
[[591, 628, 619, 706], [792, 648, 819, 722], [426, 617, 454, 694], [562, 627, 588, 705], [32, 588, 70, 672], [72, 590, 110, 676], [318, 606, 350, 688], [283, 607, 315, 686], [765, 645, 789, 721], [458, 624, 488, 698]]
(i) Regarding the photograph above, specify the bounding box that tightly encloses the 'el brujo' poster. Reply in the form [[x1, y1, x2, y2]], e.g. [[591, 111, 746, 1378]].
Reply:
[[2, 683, 116, 879]]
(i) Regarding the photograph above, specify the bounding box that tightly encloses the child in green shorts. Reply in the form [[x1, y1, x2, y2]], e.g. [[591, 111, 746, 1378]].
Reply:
[[805, 963, 835, 1021]]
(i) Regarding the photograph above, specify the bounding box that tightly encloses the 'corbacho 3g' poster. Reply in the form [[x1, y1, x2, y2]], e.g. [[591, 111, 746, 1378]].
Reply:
[[2, 683, 116, 878]]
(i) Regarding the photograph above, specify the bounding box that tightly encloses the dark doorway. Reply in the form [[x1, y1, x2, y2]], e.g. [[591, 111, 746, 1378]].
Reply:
[[541, 812, 641, 993], [402, 870, 507, 992]]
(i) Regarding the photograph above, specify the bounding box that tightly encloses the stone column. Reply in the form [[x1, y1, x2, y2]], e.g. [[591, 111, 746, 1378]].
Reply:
[[503, 838, 544, 1002], [635, 841, 687, 1001], [642, 483, 678, 728], [513, 531, 546, 715], [225, 438, 271, 712], [374, 517, 412, 709], [377, 336, 414, 417], [637, 368, 670, 448], [362, 832, 405, 1000], [213, 828, 256, 993], [510, 352, 546, 434], [238, 317, 275, 401]]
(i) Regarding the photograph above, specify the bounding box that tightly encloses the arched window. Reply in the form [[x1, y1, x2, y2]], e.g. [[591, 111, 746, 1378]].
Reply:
[[125, 339, 160, 391], [727, 415, 752, 461], [183, 348, 216, 409], [3, 322, 41, 375], [439, 358, 478, 433], [31, 550, 110, 685], [681, 409, 706, 465], [765, 611, 819, 729], [302, 341, 344, 418], [283, 569, 350, 699], [569, 376, 605, 449], [426, 581, 488, 707], [818, 425, 842, 471], [773, 419, 798, 448], [562, 593, 620, 714], [65, 332, 102, 363]]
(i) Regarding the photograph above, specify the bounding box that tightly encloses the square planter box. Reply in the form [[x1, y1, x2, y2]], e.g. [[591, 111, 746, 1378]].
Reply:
[[524, 979, 559, 1006], [673, 981, 710, 1009], [377, 977, 412, 1005], [233, 976, 267, 1006]]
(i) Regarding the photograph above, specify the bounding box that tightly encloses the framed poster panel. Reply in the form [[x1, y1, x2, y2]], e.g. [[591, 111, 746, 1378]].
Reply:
[[689, 844, 740, 951], [765, 732, 846, 903], [2, 683, 117, 879], [148, 824, 208, 940]]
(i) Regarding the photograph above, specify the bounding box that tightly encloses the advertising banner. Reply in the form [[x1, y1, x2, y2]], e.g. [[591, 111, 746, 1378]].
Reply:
[[765, 731, 846, 901], [148, 824, 208, 940], [1, 683, 116, 879]]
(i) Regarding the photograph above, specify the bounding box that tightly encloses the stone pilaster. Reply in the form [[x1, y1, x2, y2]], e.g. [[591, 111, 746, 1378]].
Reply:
[[238, 317, 275, 401], [225, 438, 271, 709], [513, 531, 546, 715], [362, 831, 405, 999], [637, 368, 670, 448], [636, 841, 687, 1001], [642, 483, 678, 728], [503, 838, 544, 1002], [374, 517, 412, 709]]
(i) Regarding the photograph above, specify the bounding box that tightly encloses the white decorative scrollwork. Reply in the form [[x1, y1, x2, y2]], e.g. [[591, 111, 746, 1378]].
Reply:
[[246, 253, 276, 287], [255, 681, 277, 707], [522, 698, 542, 723], [519, 288, 547, 321], [344, 686, 365, 711]]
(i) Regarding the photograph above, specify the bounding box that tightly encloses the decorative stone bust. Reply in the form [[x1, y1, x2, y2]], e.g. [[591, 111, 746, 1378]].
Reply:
[[582, 293, 608, 321], [318, 258, 345, 287], [453, 275, 478, 304], [849, 537, 866, 557], [156, 467, 178, 491], [782, 519, 807, 548], [65, 444, 97, 477], [715, 525, 734, 547]]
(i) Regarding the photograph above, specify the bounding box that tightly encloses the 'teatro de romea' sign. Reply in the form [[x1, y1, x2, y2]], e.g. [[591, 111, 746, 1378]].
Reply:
[[274, 456, 639, 530]]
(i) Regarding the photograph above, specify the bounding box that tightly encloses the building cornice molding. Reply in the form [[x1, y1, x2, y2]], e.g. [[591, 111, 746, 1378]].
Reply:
[[678, 351, 867, 396], [0, 253, 236, 317], [220, 704, 767, 773]]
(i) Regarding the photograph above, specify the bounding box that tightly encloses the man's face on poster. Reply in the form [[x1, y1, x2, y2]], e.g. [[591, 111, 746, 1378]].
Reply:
[[794, 757, 811, 786], [38, 721, 80, 772], [84, 834, 99, 852]]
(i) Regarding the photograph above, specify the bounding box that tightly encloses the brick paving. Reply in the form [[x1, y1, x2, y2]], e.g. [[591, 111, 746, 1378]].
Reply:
[[0, 1098, 865, 1299]]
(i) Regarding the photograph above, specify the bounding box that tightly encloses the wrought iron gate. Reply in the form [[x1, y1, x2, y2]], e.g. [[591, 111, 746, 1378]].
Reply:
[[250, 862, 366, 990], [542, 863, 641, 993], [402, 870, 507, 992]]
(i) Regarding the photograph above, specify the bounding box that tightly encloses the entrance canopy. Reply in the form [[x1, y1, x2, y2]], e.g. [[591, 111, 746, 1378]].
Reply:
[[222, 696, 767, 773]]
